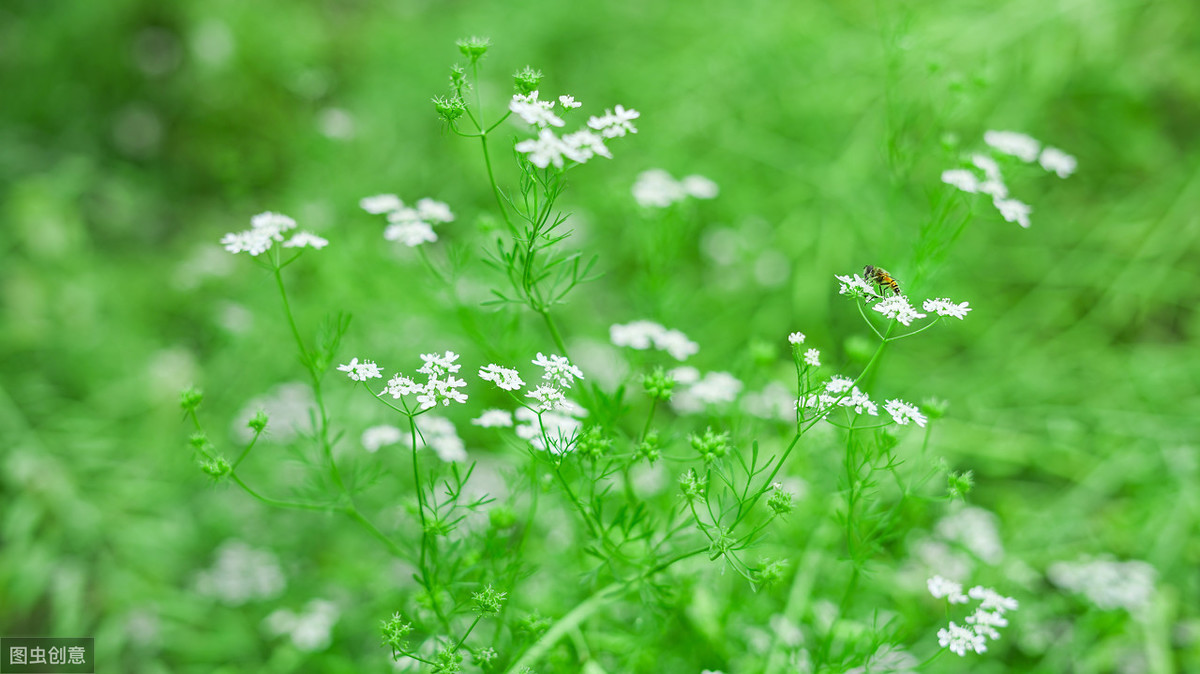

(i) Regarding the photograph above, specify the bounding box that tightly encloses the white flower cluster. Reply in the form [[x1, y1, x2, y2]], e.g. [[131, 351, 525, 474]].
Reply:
[[338, 351, 469, 410], [194, 540, 286, 605], [1047, 557, 1156, 613], [264, 599, 340, 652], [610, 320, 699, 360], [941, 130, 1077, 229], [361, 424, 403, 452], [414, 416, 467, 463], [510, 92, 638, 169], [668, 367, 744, 415], [359, 194, 455, 247], [476, 353, 584, 414], [835, 271, 971, 327], [928, 576, 1018, 656], [220, 211, 328, 256], [631, 169, 719, 208], [798, 376, 927, 427], [514, 406, 584, 455]]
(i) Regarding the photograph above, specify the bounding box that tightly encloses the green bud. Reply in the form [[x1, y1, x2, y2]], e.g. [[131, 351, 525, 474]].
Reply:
[[179, 386, 203, 411], [434, 646, 464, 672], [575, 426, 612, 462], [200, 455, 231, 479], [688, 427, 730, 463], [380, 612, 413, 654], [456, 36, 490, 63], [636, 431, 662, 463], [948, 470, 974, 499], [766, 482, 794, 516], [642, 367, 675, 402], [489, 505, 517, 530], [679, 469, 705, 501], [754, 558, 789, 588], [449, 64, 468, 92], [188, 432, 211, 452], [247, 410, 268, 433], [472, 584, 508, 615], [432, 95, 467, 123], [922, 397, 949, 420], [513, 66, 543, 95]]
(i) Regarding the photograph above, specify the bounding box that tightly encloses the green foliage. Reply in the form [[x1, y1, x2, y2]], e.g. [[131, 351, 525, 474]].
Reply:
[[3, 2, 1200, 673]]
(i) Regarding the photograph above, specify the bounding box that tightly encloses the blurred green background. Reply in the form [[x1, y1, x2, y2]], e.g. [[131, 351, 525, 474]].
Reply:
[[2, 0, 1198, 671]]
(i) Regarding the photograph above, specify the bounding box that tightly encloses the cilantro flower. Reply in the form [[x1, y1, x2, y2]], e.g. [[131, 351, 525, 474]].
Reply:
[[526, 384, 567, 412], [787, 332, 806, 345], [993, 197, 1032, 229], [532, 353, 584, 388], [941, 169, 980, 193], [587, 104, 639, 138], [471, 409, 514, 428], [923, 298, 971, 319], [282, 232, 328, 250], [610, 321, 699, 361], [872, 296, 927, 326], [478, 364, 525, 391], [338, 358, 383, 382], [362, 194, 454, 247], [927, 575, 970, 604], [938, 621, 987, 656], [1038, 146, 1077, 178], [803, 348, 820, 367], [515, 128, 569, 169], [221, 211, 324, 256], [509, 91, 564, 128], [884, 399, 927, 427], [359, 194, 403, 214], [983, 130, 1040, 162], [558, 95, 581, 109], [835, 273, 880, 299]]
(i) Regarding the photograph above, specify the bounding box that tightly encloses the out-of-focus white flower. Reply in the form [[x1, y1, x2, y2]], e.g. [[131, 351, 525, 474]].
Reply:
[[984, 130, 1040, 162], [1038, 146, 1077, 178], [587, 104, 639, 138], [472, 409, 514, 428], [264, 599, 339, 652], [788, 332, 806, 345], [936, 507, 1005, 564], [610, 320, 698, 360], [195, 540, 286, 605], [359, 194, 403, 214], [416, 416, 466, 462], [993, 197, 1032, 229], [928, 575, 969, 604], [941, 169, 980, 193], [631, 169, 717, 208], [221, 211, 307, 256], [282, 232, 328, 250], [1047, 557, 1156, 613], [362, 424, 403, 452], [558, 94, 581, 109], [514, 407, 581, 454], [516, 128, 570, 169], [938, 621, 987, 656]]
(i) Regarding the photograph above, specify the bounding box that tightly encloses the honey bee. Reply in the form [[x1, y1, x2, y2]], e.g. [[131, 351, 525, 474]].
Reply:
[[863, 265, 902, 296]]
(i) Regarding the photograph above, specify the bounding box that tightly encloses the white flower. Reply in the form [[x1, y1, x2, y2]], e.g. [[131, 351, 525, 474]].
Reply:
[[884, 399, 927, 427], [655, 329, 699, 361], [937, 621, 987, 656], [941, 169, 980, 193], [824, 375, 855, 395], [788, 332, 806, 345], [967, 586, 1019, 614], [415, 416, 466, 462], [359, 194, 403, 214], [632, 169, 685, 208], [532, 353, 584, 388], [836, 273, 881, 299], [515, 128, 569, 169], [668, 366, 701, 385], [936, 507, 1005, 564], [993, 197, 1032, 229], [561, 129, 612, 163], [418, 351, 462, 377], [526, 384, 567, 412], [382, 374, 422, 399], [509, 91, 565, 128], [587, 104, 639, 138], [983, 130, 1040, 162], [194, 540, 286, 605], [220, 211, 298, 256], [514, 407, 581, 454], [923, 298, 971, 319], [872, 296, 927, 326], [680, 174, 719, 199], [611, 320, 664, 350], [966, 607, 1008, 639], [1047, 557, 1155, 613], [672, 371, 743, 414], [471, 409, 514, 428], [478, 364, 525, 391], [558, 94, 581, 109], [971, 154, 1003, 181], [361, 424, 403, 452], [415, 198, 455, 223], [338, 358, 382, 382], [1038, 146, 1077, 178], [803, 348, 820, 367], [282, 231, 329, 250], [417, 375, 468, 409], [384, 221, 437, 247], [927, 575, 969, 604], [251, 211, 297, 234]]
